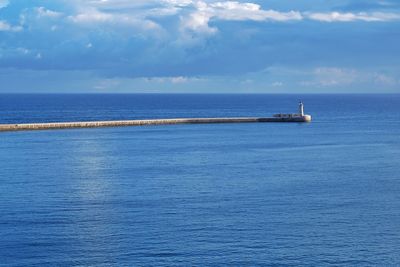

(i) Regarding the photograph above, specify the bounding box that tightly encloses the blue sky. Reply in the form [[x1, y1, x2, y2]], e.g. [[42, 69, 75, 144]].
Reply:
[[0, 0, 399, 93]]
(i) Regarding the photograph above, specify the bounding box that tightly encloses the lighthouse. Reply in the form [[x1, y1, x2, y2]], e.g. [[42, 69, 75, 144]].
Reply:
[[272, 102, 311, 122], [299, 101, 305, 116]]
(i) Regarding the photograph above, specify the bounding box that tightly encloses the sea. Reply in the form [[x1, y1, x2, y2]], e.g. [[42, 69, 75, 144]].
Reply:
[[0, 94, 399, 266]]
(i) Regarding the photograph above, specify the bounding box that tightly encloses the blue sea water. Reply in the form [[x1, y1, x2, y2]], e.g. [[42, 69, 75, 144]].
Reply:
[[0, 94, 400, 266]]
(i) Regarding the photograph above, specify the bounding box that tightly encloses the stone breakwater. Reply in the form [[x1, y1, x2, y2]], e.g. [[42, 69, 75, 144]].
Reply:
[[0, 116, 311, 132]]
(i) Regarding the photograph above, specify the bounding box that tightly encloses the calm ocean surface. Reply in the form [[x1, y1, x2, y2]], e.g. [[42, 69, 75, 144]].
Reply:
[[1, 94, 400, 266]]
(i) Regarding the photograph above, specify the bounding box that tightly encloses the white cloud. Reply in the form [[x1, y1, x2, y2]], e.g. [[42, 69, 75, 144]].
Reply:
[[308, 11, 400, 22], [271, 81, 283, 87], [163, 0, 193, 7], [144, 76, 203, 83], [66, 1, 303, 36], [180, 3, 217, 34], [69, 9, 114, 24], [0, 20, 22, 32], [66, 0, 165, 35], [171, 76, 188, 83], [81, 0, 159, 9], [179, 1, 302, 35], [52, 1, 400, 41], [35, 7, 62, 18], [209, 1, 302, 22], [373, 73, 398, 85], [69, 8, 162, 32], [299, 67, 399, 88], [36, 7, 63, 18], [311, 67, 359, 86]]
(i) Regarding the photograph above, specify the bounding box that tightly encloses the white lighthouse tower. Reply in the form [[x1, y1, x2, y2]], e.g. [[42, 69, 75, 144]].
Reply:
[[299, 101, 305, 116], [299, 101, 311, 122]]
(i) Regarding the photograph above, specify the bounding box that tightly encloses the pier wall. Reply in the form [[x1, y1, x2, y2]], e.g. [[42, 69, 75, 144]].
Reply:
[[0, 116, 311, 132]]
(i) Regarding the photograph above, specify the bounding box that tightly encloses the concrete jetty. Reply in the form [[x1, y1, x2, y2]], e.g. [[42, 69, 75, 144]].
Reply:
[[0, 103, 311, 132], [0, 116, 311, 132]]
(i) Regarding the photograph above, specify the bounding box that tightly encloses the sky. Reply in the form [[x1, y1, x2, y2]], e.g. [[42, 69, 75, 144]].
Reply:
[[0, 0, 399, 93]]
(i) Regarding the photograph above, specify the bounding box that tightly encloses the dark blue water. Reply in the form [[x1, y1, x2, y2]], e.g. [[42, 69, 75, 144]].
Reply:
[[1, 94, 400, 266]]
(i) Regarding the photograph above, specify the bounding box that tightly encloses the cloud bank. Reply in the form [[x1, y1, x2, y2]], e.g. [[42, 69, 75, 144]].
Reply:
[[0, 0, 399, 92]]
